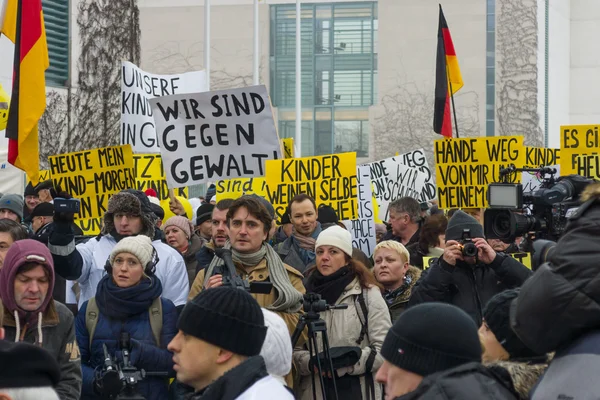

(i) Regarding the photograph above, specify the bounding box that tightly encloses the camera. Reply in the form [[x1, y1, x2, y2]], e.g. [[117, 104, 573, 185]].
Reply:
[[458, 229, 478, 258], [54, 197, 81, 214], [484, 166, 592, 243]]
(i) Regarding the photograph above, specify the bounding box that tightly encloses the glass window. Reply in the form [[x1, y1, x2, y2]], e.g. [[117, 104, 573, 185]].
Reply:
[[42, 0, 69, 86]]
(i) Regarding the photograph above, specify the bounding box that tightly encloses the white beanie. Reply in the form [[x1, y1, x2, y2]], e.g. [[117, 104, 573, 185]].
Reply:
[[315, 225, 353, 257], [260, 309, 292, 379], [110, 235, 154, 268]]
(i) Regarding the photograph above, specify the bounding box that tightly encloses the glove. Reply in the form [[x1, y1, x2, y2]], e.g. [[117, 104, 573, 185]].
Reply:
[[52, 211, 75, 235]]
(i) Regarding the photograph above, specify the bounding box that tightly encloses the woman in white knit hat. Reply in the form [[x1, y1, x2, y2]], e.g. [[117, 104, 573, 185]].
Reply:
[[294, 225, 392, 400], [75, 235, 178, 400]]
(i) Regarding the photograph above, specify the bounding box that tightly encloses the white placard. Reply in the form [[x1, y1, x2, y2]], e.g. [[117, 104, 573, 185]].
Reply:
[[149, 85, 281, 187], [344, 165, 377, 257], [396, 148, 436, 201], [120, 61, 207, 153], [522, 164, 561, 193]]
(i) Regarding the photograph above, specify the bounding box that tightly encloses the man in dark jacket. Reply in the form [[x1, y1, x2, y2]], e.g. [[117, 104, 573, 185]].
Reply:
[[195, 198, 234, 274], [0, 239, 82, 400], [408, 210, 531, 325], [381, 197, 423, 246], [511, 182, 600, 399]]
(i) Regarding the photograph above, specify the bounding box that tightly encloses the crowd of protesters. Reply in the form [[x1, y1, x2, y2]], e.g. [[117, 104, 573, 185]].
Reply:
[[0, 178, 599, 400]]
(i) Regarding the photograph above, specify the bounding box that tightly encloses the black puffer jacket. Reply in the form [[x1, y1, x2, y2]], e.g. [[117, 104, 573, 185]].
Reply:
[[408, 254, 531, 325], [511, 183, 600, 354], [395, 362, 518, 400]]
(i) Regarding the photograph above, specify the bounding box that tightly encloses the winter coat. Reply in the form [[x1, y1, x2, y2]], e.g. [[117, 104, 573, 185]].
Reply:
[[407, 243, 444, 269], [486, 360, 547, 400], [387, 266, 421, 323], [396, 362, 518, 400], [75, 297, 178, 400], [274, 237, 311, 274], [408, 253, 531, 325], [189, 258, 305, 336], [182, 234, 204, 287], [529, 330, 600, 399], [294, 278, 391, 400], [511, 185, 600, 354], [51, 233, 189, 309], [189, 356, 293, 400], [1, 299, 82, 400], [195, 242, 216, 275]]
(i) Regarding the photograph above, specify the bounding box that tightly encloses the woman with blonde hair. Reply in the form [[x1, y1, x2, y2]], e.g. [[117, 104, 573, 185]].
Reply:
[[373, 240, 421, 322], [294, 226, 391, 400]]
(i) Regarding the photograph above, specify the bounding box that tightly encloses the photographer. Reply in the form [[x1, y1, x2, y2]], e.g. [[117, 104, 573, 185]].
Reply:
[[295, 226, 391, 400], [408, 210, 531, 325], [75, 236, 177, 400]]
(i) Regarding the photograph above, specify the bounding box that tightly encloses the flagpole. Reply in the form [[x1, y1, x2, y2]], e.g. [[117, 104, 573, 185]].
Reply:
[[447, 67, 460, 139], [295, 0, 302, 157], [253, 0, 259, 85], [205, 0, 211, 90]]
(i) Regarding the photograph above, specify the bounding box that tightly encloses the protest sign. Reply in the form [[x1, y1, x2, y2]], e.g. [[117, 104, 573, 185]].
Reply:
[[522, 164, 560, 192], [265, 153, 358, 220], [345, 165, 377, 257], [49, 145, 135, 235], [150, 85, 281, 188], [560, 124, 600, 175], [434, 136, 525, 209], [396, 148, 436, 202], [524, 147, 560, 168], [121, 61, 207, 153], [367, 156, 427, 222], [574, 154, 600, 180], [282, 138, 294, 159], [215, 177, 268, 201], [133, 154, 187, 199], [27, 169, 50, 186]]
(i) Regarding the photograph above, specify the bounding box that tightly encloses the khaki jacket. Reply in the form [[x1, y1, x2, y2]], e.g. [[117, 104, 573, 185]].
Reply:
[[189, 258, 306, 336], [293, 278, 391, 400]]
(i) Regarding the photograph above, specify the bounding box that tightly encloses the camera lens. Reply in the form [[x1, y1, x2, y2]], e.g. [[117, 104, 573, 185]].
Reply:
[[462, 242, 478, 258], [492, 212, 512, 239]]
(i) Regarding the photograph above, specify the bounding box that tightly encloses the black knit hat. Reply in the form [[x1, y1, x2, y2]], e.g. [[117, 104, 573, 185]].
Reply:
[[318, 204, 339, 224], [381, 303, 481, 377], [178, 287, 267, 356], [205, 184, 216, 202], [24, 182, 37, 197], [483, 289, 542, 360], [445, 210, 484, 241], [0, 340, 61, 388], [150, 202, 165, 221], [196, 203, 215, 226]]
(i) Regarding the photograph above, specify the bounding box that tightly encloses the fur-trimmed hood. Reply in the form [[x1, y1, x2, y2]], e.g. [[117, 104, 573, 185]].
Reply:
[[486, 360, 548, 400], [580, 181, 600, 202], [392, 266, 421, 305], [102, 191, 156, 239]]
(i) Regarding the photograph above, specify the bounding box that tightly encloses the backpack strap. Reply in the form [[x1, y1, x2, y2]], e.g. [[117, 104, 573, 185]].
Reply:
[[85, 298, 99, 351], [355, 290, 377, 400], [149, 297, 163, 347], [356, 289, 369, 345]]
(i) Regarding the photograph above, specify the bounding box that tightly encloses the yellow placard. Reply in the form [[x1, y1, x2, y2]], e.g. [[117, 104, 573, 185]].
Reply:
[[574, 154, 600, 181], [560, 124, 600, 175], [133, 154, 188, 200], [265, 152, 358, 220], [524, 147, 560, 168], [49, 145, 135, 235], [215, 177, 268, 202], [27, 170, 50, 187], [435, 136, 525, 209], [282, 138, 294, 159], [423, 253, 531, 269], [0, 83, 9, 131]]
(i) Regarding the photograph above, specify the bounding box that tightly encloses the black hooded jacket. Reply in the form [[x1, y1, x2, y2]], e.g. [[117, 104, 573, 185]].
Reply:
[[408, 253, 531, 325]]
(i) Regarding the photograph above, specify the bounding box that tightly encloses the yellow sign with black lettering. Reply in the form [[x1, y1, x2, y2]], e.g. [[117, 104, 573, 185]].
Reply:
[[265, 153, 358, 220], [560, 124, 600, 175], [49, 145, 135, 235], [573, 154, 600, 180], [435, 136, 525, 209], [524, 147, 560, 168], [133, 154, 188, 200], [282, 138, 294, 159], [215, 177, 268, 202], [27, 170, 50, 187]]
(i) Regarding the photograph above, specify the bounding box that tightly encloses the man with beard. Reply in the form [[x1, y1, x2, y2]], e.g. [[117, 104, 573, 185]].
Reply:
[[194, 199, 234, 274]]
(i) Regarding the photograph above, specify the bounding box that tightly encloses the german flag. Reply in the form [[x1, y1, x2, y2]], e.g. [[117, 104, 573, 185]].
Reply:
[[433, 4, 463, 138], [1, 0, 49, 184]]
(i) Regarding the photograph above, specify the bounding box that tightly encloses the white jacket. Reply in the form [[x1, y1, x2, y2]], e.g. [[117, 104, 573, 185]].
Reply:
[[236, 375, 294, 400], [76, 235, 189, 308]]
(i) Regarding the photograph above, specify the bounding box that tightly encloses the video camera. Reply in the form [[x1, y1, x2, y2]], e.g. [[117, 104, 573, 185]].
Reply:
[[484, 165, 592, 243], [213, 248, 273, 294], [94, 333, 168, 400], [54, 197, 81, 214]]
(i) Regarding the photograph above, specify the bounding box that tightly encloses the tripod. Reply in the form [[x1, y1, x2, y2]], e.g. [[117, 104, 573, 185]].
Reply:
[[291, 294, 348, 400]]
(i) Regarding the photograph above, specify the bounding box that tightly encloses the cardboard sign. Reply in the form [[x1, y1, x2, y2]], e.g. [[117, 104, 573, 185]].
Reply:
[[395, 149, 436, 202], [366, 156, 427, 222], [27, 169, 50, 186], [265, 153, 358, 220], [215, 177, 268, 201], [524, 147, 560, 168], [133, 154, 188, 200], [435, 136, 525, 209], [560, 125, 600, 175], [121, 61, 207, 153], [282, 138, 294, 159], [573, 154, 600, 180], [49, 145, 135, 235], [150, 85, 281, 188], [345, 165, 377, 257]]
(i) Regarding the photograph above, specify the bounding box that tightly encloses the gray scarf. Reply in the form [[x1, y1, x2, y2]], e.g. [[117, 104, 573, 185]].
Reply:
[[204, 243, 303, 313]]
